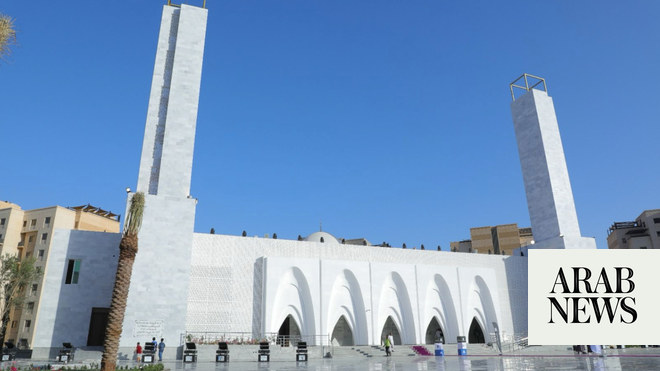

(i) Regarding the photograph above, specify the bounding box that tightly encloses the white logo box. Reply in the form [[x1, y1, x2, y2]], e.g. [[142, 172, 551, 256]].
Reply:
[[528, 249, 660, 345]]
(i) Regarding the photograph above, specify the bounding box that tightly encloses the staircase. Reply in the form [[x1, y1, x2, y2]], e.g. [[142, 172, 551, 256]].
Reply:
[[346, 345, 386, 358]]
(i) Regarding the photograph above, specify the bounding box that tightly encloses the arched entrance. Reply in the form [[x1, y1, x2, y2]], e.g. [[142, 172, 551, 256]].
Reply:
[[331, 315, 354, 346], [468, 317, 485, 343], [425, 317, 444, 344], [380, 316, 402, 345], [277, 314, 301, 346]]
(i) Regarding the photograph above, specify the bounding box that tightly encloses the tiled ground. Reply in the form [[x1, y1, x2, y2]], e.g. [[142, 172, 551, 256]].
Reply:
[[6, 348, 660, 370], [146, 354, 660, 370]]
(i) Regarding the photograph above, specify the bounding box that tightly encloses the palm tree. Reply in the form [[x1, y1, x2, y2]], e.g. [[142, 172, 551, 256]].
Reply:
[[0, 13, 16, 61], [101, 192, 145, 371]]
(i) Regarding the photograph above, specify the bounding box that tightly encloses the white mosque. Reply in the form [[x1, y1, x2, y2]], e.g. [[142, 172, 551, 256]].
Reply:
[[28, 3, 595, 359]]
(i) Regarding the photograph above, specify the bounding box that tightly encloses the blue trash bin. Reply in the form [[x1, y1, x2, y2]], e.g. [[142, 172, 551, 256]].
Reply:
[[434, 343, 444, 356], [457, 336, 467, 356]]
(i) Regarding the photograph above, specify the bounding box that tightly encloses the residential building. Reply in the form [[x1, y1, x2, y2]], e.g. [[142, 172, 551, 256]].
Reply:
[[450, 224, 533, 255], [0, 202, 119, 349], [607, 209, 660, 250]]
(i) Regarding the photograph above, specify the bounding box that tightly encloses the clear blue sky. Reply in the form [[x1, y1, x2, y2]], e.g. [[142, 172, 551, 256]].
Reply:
[[2, 1, 659, 250]]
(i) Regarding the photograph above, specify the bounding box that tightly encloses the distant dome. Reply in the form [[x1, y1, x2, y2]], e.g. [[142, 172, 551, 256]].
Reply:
[[304, 231, 339, 244]]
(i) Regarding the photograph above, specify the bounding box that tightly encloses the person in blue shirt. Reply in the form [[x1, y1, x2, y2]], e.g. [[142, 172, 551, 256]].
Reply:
[[158, 338, 166, 361]]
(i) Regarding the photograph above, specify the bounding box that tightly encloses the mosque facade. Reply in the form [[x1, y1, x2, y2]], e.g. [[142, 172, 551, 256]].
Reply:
[[27, 4, 594, 359]]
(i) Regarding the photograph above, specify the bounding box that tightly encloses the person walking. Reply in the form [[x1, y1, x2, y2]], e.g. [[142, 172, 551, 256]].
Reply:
[[388, 333, 394, 353], [135, 342, 142, 364], [158, 338, 166, 361], [384, 336, 391, 356]]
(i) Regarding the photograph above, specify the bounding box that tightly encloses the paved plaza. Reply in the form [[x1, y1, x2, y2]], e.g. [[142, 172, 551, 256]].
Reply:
[[5, 348, 660, 371], [124, 354, 660, 370]]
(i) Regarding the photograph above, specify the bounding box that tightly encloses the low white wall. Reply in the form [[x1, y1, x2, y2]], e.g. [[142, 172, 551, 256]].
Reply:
[[32, 229, 121, 359], [188, 234, 528, 345]]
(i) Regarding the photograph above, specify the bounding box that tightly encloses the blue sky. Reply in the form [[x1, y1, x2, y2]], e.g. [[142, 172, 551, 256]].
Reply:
[[1, 1, 659, 250]]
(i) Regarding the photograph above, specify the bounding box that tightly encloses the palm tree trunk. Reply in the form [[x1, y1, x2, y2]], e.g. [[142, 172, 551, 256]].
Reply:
[[101, 234, 138, 371]]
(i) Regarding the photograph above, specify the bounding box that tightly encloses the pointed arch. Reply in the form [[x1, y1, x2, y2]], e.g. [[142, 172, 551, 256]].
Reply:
[[465, 275, 498, 343], [271, 267, 316, 343], [331, 315, 354, 346], [425, 317, 444, 344], [468, 317, 485, 343], [380, 316, 402, 345], [277, 314, 301, 346], [377, 272, 416, 344], [326, 269, 368, 345], [423, 274, 459, 343]]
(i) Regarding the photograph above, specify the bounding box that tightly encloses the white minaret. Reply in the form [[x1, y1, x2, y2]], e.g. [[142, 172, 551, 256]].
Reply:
[[120, 3, 207, 353], [510, 75, 596, 249]]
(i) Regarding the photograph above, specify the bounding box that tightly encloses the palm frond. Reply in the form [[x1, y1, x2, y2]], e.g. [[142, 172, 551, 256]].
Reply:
[[0, 14, 17, 60], [123, 192, 145, 236]]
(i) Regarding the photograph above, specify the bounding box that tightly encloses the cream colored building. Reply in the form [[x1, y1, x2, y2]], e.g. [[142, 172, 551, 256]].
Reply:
[[607, 209, 660, 250], [450, 224, 533, 255], [0, 201, 119, 349]]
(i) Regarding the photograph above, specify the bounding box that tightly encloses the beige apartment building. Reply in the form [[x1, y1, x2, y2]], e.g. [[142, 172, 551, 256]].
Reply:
[[450, 224, 533, 255], [0, 201, 119, 349], [607, 209, 660, 250]]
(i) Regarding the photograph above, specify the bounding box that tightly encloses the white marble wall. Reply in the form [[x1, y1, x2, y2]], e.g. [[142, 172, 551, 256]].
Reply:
[[32, 230, 121, 358], [137, 4, 207, 197], [511, 89, 593, 248], [155, 4, 207, 198], [119, 195, 196, 350], [121, 3, 207, 351], [28, 230, 527, 355], [188, 234, 528, 345], [137, 6, 178, 196]]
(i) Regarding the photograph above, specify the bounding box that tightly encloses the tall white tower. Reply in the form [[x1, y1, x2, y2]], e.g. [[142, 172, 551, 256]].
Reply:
[[510, 74, 596, 249], [120, 3, 207, 351]]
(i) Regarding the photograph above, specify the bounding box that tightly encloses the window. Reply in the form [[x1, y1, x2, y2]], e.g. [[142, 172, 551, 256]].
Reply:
[[657, 231, 660, 237], [654, 218, 660, 224], [24, 320, 31, 329], [44, 217, 51, 226], [27, 302, 34, 314], [38, 250, 45, 261], [30, 219, 36, 227], [65, 259, 81, 284], [0, 218, 5, 226], [10, 321, 16, 329], [41, 233, 48, 242], [0, 234, 3, 241], [22, 221, 26, 228], [30, 284, 38, 296], [18, 339, 28, 349], [28, 235, 34, 243]]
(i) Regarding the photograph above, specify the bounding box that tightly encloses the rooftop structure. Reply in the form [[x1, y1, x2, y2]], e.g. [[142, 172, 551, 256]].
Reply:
[[607, 209, 660, 249]]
